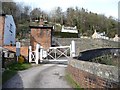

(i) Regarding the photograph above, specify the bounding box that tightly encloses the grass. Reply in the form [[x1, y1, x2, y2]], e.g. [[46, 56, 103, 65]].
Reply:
[[2, 63, 31, 84], [8, 63, 32, 70], [65, 72, 83, 90]]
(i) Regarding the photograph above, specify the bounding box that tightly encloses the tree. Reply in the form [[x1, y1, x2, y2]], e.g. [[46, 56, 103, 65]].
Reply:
[[50, 7, 63, 24], [30, 8, 42, 21], [66, 7, 76, 26], [2, 1, 118, 39]]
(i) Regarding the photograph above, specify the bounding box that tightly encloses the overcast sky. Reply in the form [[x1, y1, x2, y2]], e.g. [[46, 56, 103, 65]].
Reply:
[[13, 0, 119, 18]]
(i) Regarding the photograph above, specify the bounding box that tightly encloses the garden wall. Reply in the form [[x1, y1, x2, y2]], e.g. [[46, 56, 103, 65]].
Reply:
[[67, 58, 119, 88]]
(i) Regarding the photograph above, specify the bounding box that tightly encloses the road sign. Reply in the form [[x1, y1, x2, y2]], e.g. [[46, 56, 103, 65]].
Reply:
[[16, 42, 21, 56], [16, 48, 20, 56], [16, 42, 21, 48]]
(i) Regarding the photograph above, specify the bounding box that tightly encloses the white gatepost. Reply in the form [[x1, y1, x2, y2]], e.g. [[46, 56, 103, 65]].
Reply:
[[70, 44, 72, 57], [71, 40, 75, 57], [40, 46, 43, 62], [35, 44, 40, 64], [29, 46, 32, 63], [16, 42, 21, 62]]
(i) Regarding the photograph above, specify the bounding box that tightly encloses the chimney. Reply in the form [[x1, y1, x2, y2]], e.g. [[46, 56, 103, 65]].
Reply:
[[39, 15, 44, 26]]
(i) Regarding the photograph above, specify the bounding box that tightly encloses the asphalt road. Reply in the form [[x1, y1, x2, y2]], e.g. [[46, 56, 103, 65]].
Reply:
[[3, 64, 72, 88]]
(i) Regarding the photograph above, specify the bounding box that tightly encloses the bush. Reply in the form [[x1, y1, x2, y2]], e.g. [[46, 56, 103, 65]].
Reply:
[[53, 31, 78, 38], [18, 56, 24, 64], [90, 54, 115, 66]]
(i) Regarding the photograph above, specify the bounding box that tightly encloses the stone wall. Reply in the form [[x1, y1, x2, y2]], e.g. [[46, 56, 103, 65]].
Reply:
[[16, 38, 119, 55], [67, 58, 119, 88], [57, 38, 119, 56]]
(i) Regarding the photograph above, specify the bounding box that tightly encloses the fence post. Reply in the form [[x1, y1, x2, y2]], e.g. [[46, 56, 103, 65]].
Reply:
[[71, 40, 75, 57], [29, 46, 32, 63]]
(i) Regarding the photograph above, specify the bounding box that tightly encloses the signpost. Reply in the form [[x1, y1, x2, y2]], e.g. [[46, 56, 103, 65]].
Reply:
[[16, 42, 21, 62]]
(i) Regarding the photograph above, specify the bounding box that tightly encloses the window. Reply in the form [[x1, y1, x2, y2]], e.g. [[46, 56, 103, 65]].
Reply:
[[9, 24, 13, 33], [10, 41, 13, 45]]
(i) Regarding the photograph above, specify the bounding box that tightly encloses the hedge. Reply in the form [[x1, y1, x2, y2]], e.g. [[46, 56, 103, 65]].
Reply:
[[53, 31, 78, 38]]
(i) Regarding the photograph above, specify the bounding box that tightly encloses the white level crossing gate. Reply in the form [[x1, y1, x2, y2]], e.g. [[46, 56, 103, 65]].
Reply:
[[47, 46, 70, 61], [29, 40, 75, 64]]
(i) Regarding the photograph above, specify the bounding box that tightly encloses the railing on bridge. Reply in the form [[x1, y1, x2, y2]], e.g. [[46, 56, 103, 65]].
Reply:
[[29, 40, 76, 64]]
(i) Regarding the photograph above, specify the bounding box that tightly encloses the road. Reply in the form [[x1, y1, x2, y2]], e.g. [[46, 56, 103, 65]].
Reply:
[[3, 64, 73, 88]]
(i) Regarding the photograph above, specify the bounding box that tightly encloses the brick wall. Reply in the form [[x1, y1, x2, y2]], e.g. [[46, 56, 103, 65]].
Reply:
[[30, 27, 52, 50], [67, 58, 119, 88], [0, 15, 5, 46]]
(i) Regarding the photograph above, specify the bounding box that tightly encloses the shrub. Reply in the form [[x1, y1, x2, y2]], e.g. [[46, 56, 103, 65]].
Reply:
[[18, 56, 24, 64]]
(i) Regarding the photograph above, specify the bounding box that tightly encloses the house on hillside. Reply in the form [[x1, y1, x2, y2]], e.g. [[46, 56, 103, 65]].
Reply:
[[61, 25, 78, 33], [0, 14, 16, 46], [92, 30, 109, 40], [113, 34, 120, 42]]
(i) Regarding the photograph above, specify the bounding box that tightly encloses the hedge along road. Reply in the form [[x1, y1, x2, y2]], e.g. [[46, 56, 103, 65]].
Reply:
[[3, 64, 73, 88]]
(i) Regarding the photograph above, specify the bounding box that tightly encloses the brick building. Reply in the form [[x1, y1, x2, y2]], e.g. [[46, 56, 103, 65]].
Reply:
[[30, 16, 53, 50], [0, 14, 29, 58], [0, 14, 16, 47]]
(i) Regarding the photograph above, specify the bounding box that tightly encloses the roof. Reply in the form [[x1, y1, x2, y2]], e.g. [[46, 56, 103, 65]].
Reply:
[[61, 25, 78, 33], [3, 46, 29, 57]]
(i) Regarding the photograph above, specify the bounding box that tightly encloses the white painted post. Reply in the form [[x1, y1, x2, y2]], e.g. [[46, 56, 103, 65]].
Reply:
[[16, 42, 21, 62], [29, 46, 32, 63], [71, 40, 75, 57], [70, 44, 72, 57], [35, 44, 40, 64], [40, 46, 43, 62]]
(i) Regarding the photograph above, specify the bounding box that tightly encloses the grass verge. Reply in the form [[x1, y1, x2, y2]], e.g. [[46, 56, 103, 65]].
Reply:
[[2, 70, 17, 84], [2, 63, 31, 84], [65, 72, 83, 90], [8, 63, 32, 70]]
